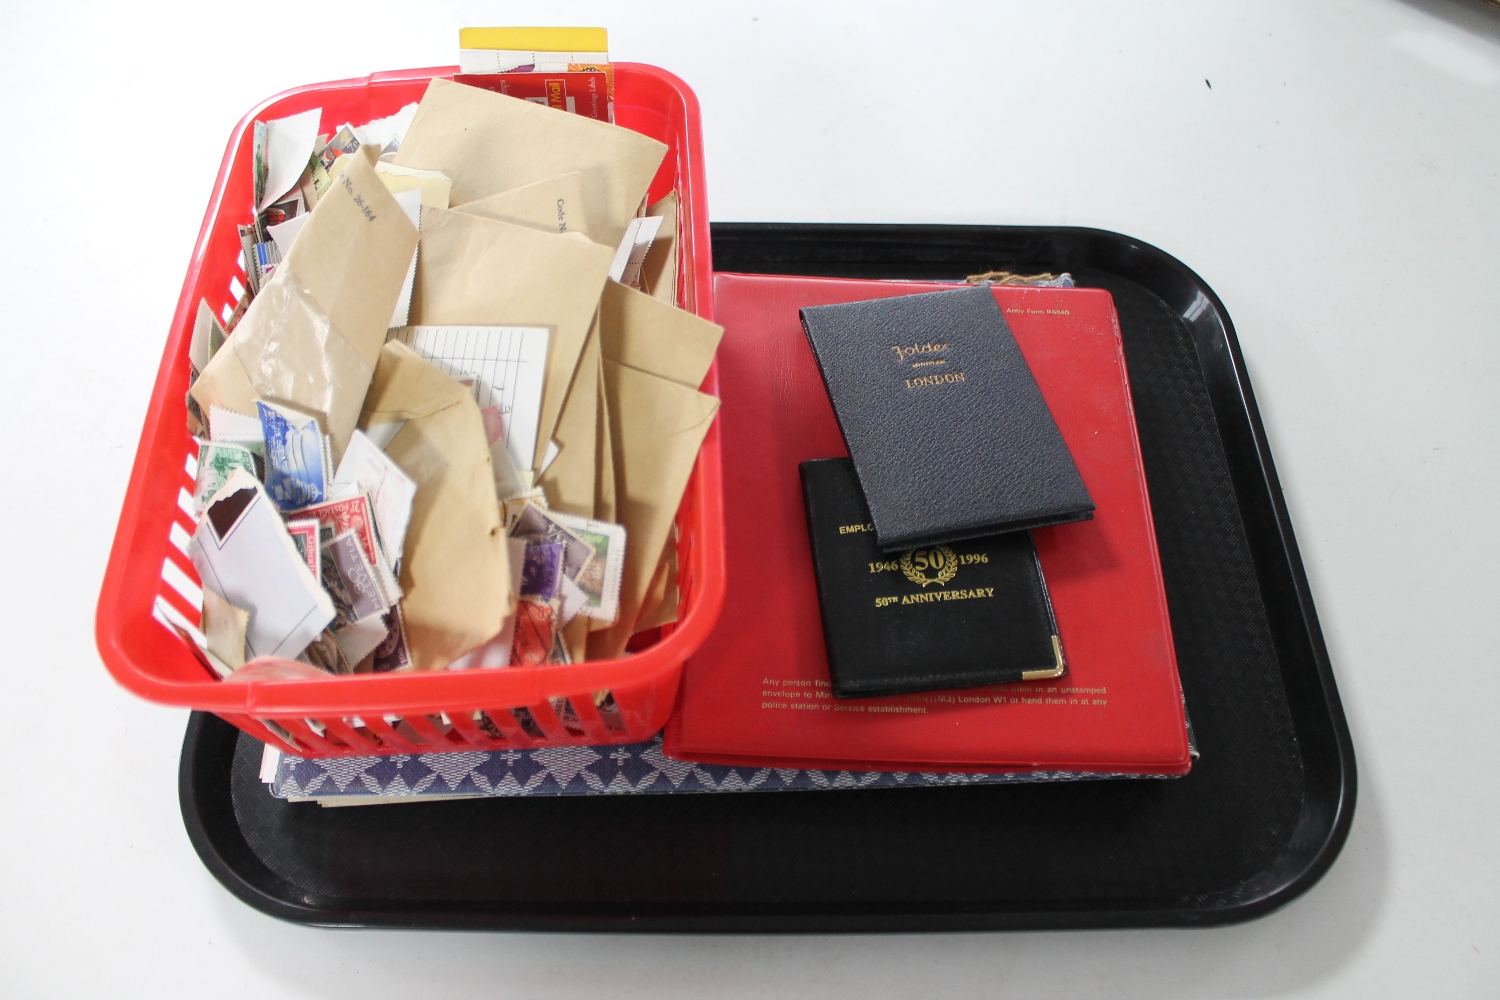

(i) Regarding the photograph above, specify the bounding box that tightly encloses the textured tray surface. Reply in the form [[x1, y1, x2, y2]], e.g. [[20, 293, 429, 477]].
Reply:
[[181, 224, 1353, 931]]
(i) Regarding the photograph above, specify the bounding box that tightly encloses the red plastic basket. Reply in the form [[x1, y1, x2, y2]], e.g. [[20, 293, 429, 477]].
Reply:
[[95, 64, 725, 758]]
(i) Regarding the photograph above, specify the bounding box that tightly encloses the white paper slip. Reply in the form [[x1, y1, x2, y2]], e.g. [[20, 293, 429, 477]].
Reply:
[[388, 188, 423, 328], [333, 615, 390, 666], [362, 420, 406, 451], [209, 405, 265, 453], [490, 434, 528, 501], [333, 429, 418, 564], [259, 745, 283, 783], [391, 325, 549, 473], [609, 215, 664, 286], [258, 108, 321, 212], [538, 439, 561, 476], [352, 103, 418, 154], [267, 212, 311, 258], [189, 469, 334, 660]]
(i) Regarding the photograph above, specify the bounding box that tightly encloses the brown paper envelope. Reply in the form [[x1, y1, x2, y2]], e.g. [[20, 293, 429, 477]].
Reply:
[[633, 533, 676, 633], [327, 155, 454, 209], [191, 148, 418, 460], [409, 207, 613, 468], [587, 353, 617, 634], [635, 530, 681, 632], [394, 78, 666, 248], [535, 311, 599, 518], [640, 192, 678, 305], [587, 360, 719, 660], [453, 172, 590, 240], [190, 334, 257, 423], [593, 354, 616, 523], [599, 279, 723, 390], [281, 147, 418, 359], [359, 342, 512, 670]]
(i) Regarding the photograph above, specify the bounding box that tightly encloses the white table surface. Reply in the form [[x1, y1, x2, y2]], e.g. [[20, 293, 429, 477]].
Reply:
[[3, 1, 1497, 996]]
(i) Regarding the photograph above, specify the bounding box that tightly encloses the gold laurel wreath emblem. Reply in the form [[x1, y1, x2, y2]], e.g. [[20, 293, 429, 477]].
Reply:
[[900, 546, 959, 588]]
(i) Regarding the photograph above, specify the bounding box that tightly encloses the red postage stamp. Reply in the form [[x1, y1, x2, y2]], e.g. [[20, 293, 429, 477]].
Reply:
[[294, 494, 380, 566], [510, 599, 556, 667], [283, 517, 321, 579]]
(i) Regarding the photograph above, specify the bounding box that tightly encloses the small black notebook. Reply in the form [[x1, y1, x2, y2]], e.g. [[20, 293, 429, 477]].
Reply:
[[799, 284, 1094, 551], [801, 458, 1066, 698]]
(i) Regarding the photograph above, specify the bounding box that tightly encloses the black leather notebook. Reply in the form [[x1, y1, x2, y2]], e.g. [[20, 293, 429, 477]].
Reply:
[[800, 284, 1094, 551], [801, 458, 1066, 698]]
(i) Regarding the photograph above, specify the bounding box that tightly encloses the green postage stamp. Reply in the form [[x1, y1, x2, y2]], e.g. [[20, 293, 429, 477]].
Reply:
[[193, 440, 260, 514]]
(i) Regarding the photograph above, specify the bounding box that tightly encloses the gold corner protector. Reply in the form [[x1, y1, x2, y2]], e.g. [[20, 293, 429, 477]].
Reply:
[[1020, 636, 1067, 680]]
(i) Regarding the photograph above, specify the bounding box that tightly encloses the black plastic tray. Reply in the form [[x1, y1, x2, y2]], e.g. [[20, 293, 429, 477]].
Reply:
[[179, 224, 1355, 932]]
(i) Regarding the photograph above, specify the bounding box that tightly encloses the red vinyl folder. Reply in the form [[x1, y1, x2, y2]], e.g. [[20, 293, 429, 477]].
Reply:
[[452, 71, 614, 122], [663, 274, 1192, 775]]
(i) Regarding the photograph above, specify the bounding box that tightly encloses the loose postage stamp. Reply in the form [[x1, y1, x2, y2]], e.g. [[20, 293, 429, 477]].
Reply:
[[300, 628, 352, 675], [510, 599, 556, 667], [293, 494, 378, 561], [509, 502, 595, 583], [208, 405, 265, 454], [372, 603, 412, 673], [257, 401, 328, 511], [283, 517, 321, 580], [320, 530, 389, 626], [193, 440, 259, 514], [520, 542, 564, 601], [331, 430, 417, 566], [549, 697, 582, 732], [547, 511, 626, 624], [593, 689, 627, 734], [292, 493, 402, 602]]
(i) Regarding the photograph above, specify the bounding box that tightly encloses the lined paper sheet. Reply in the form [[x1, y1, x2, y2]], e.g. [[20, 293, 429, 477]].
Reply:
[[391, 325, 550, 472]]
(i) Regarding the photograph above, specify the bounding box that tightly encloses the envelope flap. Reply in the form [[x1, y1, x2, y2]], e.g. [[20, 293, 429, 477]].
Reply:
[[360, 342, 511, 670], [409, 207, 614, 462], [286, 147, 419, 367], [600, 279, 723, 389], [360, 341, 468, 422], [589, 359, 720, 659], [394, 78, 667, 248], [412, 206, 615, 325], [453, 171, 588, 239]]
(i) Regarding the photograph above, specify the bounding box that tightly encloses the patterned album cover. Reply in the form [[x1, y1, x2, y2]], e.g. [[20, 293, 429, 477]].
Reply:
[[265, 734, 1117, 805]]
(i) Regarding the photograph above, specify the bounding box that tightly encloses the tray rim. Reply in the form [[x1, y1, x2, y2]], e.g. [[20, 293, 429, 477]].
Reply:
[[179, 222, 1356, 932]]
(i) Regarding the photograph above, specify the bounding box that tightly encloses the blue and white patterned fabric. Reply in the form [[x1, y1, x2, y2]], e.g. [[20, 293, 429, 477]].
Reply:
[[268, 734, 1114, 802]]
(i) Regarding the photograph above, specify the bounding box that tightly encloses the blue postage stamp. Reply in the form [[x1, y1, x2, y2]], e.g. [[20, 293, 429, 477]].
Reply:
[[256, 401, 327, 511]]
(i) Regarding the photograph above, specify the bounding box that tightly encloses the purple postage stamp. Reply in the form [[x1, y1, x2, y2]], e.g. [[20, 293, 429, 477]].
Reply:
[[510, 503, 594, 582], [372, 603, 411, 673], [520, 541, 563, 601], [321, 530, 387, 625]]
